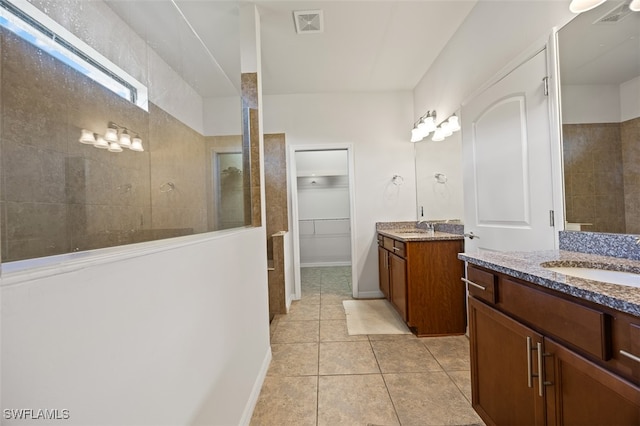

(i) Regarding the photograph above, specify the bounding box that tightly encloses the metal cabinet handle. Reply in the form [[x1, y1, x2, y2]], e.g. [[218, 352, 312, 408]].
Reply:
[[461, 277, 486, 291], [527, 337, 533, 389], [392, 247, 400, 252], [537, 342, 544, 397], [620, 350, 640, 364]]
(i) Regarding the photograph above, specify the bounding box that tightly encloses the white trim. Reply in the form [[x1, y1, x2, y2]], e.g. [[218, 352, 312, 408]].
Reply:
[[288, 144, 358, 299], [300, 261, 351, 268], [547, 27, 566, 247], [239, 346, 272, 426], [356, 290, 384, 299], [0, 227, 259, 286]]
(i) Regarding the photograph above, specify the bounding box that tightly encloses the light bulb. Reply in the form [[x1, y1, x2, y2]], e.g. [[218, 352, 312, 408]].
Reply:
[[79, 129, 96, 144], [119, 131, 132, 148], [94, 136, 109, 149], [569, 0, 606, 13], [441, 121, 453, 137], [432, 127, 445, 142], [630, 0, 640, 11], [104, 127, 118, 142], [130, 137, 144, 152], [423, 113, 436, 133], [411, 127, 423, 143], [448, 114, 461, 132], [108, 141, 123, 152]]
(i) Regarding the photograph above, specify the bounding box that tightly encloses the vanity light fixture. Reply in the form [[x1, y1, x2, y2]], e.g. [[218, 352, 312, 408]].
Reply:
[[411, 110, 461, 142], [569, 0, 607, 13], [78, 121, 144, 153]]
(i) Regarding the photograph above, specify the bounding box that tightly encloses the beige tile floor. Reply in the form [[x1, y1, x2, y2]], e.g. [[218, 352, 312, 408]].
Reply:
[[251, 266, 484, 426]]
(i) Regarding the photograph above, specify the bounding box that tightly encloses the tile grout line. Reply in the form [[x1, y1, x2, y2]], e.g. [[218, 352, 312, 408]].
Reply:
[[368, 335, 403, 426]]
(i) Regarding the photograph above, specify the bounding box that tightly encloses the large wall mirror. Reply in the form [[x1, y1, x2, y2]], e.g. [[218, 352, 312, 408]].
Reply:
[[0, 0, 248, 264], [558, 0, 640, 234], [414, 114, 464, 223]]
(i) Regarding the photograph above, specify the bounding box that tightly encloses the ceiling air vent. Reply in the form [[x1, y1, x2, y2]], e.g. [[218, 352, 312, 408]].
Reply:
[[293, 10, 323, 34], [593, 1, 634, 24]]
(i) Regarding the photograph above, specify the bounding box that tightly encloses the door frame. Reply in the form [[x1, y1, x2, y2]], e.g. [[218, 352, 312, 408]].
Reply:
[[288, 143, 358, 301]]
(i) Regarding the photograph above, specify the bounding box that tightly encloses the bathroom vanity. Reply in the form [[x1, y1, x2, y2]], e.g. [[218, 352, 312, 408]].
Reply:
[[377, 225, 465, 336], [460, 250, 640, 426]]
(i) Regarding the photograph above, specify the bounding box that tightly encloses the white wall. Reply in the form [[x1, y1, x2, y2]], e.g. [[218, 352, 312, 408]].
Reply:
[[561, 84, 621, 124], [621, 75, 640, 122], [1, 230, 270, 426], [1, 2, 271, 425], [263, 92, 416, 297], [413, 1, 573, 122]]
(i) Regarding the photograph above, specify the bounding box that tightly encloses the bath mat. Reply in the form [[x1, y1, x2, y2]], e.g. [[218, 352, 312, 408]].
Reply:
[[342, 299, 411, 335]]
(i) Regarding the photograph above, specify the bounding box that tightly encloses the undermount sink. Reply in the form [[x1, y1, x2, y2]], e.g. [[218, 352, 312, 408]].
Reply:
[[544, 266, 640, 288]]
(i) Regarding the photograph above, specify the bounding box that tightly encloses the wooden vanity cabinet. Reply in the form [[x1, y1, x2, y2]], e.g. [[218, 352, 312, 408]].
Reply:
[[378, 234, 465, 336], [467, 264, 640, 426]]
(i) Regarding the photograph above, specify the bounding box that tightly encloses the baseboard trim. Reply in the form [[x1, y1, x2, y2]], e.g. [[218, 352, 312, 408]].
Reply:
[[356, 290, 384, 299], [239, 346, 272, 426], [300, 261, 351, 267]]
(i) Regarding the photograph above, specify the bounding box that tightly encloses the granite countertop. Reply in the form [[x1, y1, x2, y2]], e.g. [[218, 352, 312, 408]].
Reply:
[[459, 250, 640, 317], [378, 229, 464, 242]]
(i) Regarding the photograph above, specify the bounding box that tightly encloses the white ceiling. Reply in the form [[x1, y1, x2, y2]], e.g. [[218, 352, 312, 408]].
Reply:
[[559, 0, 640, 85], [105, 0, 477, 98]]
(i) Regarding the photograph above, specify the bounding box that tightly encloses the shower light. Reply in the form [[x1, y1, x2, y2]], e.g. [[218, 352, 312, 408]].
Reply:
[[79, 129, 96, 144], [79, 122, 143, 153], [94, 136, 109, 149]]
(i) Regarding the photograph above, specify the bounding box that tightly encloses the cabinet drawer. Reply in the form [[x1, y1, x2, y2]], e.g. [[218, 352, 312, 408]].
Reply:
[[391, 240, 406, 258], [466, 265, 497, 304], [383, 236, 394, 251], [500, 277, 609, 360]]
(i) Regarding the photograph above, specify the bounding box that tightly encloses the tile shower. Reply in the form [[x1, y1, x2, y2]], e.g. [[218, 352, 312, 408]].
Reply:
[[0, 28, 246, 262], [562, 117, 640, 234]]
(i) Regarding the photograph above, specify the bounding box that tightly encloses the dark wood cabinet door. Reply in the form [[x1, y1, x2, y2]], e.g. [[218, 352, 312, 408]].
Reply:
[[544, 338, 640, 426], [469, 297, 545, 426], [378, 246, 390, 299], [389, 253, 407, 321]]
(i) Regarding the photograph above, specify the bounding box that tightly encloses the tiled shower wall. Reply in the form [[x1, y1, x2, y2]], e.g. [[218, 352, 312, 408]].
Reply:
[[621, 117, 640, 233], [0, 28, 227, 262], [563, 119, 638, 234]]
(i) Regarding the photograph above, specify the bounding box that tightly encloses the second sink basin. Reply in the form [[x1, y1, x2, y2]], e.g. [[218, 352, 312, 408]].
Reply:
[[544, 266, 640, 288]]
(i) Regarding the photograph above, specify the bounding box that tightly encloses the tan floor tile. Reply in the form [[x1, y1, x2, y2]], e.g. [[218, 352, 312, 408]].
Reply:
[[250, 376, 317, 426], [271, 320, 319, 344], [448, 370, 473, 403], [268, 343, 319, 376], [280, 303, 320, 321], [384, 372, 483, 426], [269, 317, 280, 338], [321, 292, 353, 305], [319, 341, 380, 375], [371, 339, 443, 373], [421, 335, 471, 371], [299, 293, 321, 305], [320, 304, 346, 320], [318, 375, 399, 426], [320, 320, 369, 342]]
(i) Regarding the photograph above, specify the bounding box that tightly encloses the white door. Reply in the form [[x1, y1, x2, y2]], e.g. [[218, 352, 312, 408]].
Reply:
[[462, 49, 556, 253]]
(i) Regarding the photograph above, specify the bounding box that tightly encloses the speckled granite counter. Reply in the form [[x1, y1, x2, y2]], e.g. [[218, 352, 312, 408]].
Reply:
[[459, 250, 640, 317], [378, 229, 464, 242], [376, 220, 464, 242]]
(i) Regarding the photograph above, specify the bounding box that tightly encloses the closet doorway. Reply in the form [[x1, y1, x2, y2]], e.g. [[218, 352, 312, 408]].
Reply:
[[290, 145, 357, 299]]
